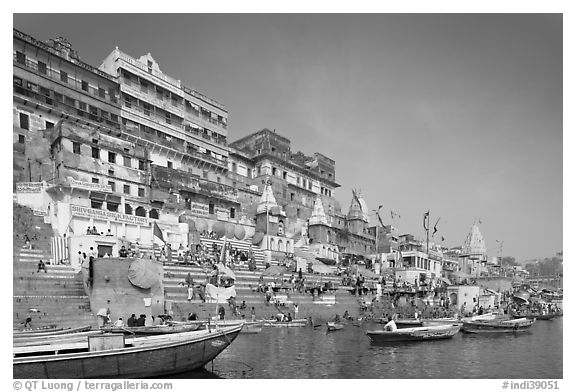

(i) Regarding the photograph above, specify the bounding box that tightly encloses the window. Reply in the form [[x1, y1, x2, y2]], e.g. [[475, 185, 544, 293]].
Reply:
[[46, 121, 54, 129], [209, 202, 214, 215], [18, 134, 25, 144], [92, 147, 100, 159], [98, 88, 105, 98], [217, 177, 221, 183], [108, 88, 117, 103], [202, 171, 208, 179], [108, 169, 114, 176], [108, 151, 116, 164], [92, 178, 99, 184], [272, 167, 277, 176], [107, 202, 119, 212], [60, 71, 68, 83], [167, 161, 173, 169], [38, 61, 47, 74], [19, 113, 29, 130], [283, 171, 287, 180], [138, 160, 145, 170], [138, 187, 145, 197], [123, 184, 130, 195], [73, 142, 81, 154], [108, 181, 115, 192], [165, 112, 171, 124], [290, 193, 295, 201], [123, 156, 131, 167], [91, 200, 103, 209], [230, 207, 236, 219], [135, 206, 146, 217], [124, 204, 133, 215], [297, 208, 301, 218], [81, 80, 88, 91], [149, 209, 159, 219], [16, 51, 26, 64]]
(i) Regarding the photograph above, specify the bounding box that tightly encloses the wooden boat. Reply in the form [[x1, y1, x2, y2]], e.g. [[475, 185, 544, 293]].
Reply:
[[366, 324, 461, 343], [374, 318, 423, 328], [263, 318, 308, 327], [99, 323, 201, 335], [14, 330, 103, 347], [327, 322, 344, 331], [461, 317, 535, 333], [510, 310, 556, 321], [240, 321, 263, 334], [13, 325, 92, 338], [13, 324, 243, 379], [422, 317, 462, 326]]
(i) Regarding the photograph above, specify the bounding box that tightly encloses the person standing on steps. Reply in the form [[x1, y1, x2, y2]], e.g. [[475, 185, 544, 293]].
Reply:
[[37, 259, 47, 273]]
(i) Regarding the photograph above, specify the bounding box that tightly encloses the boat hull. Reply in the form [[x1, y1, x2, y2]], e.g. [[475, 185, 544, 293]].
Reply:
[[13, 325, 242, 379], [263, 319, 308, 327], [99, 324, 201, 335], [461, 318, 535, 334], [366, 325, 461, 343], [327, 322, 344, 331]]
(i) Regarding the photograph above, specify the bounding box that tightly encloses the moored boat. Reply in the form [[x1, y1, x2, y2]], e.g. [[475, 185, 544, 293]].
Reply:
[[366, 324, 461, 343], [13, 324, 243, 378], [263, 318, 308, 327], [13, 325, 92, 338], [99, 323, 202, 335], [327, 322, 344, 331], [374, 318, 423, 328], [461, 317, 535, 333]]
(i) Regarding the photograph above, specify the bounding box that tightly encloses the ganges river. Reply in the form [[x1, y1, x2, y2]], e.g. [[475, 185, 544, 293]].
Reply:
[[167, 317, 562, 379]]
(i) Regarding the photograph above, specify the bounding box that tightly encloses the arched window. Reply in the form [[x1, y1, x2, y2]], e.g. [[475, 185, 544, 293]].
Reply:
[[149, 209, 159, 219], [269, 238, 275, 251], [124, 204, 133, 215], [278, 240, 284, 252], [135, 206, 146, 217]]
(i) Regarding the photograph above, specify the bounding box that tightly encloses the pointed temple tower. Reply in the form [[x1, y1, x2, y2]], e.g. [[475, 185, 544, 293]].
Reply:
[[255, 180, 292, 252], [307, 195, 339, 261], [460, 220, 488, 274], [347, 189, 369, 235]]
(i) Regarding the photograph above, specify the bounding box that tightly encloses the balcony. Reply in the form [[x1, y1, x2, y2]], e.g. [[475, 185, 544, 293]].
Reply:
[[14, 55, 119, 104], [151, 165, 238, 203]]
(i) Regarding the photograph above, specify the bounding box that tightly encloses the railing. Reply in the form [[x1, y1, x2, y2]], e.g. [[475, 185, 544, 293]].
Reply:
[[151, 165, 238, 202], [14, 56, 119, 104], [14, 29, 116, 81]]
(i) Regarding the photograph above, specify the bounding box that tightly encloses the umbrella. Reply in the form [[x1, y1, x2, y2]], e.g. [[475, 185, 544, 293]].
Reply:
[[311, 260, 334, 274], [216, 262, 236, 281], [261, 265, 286, 277], [234, 225, 246, 240], [252, 231, 264, 245], [438, 277, 452, 286]]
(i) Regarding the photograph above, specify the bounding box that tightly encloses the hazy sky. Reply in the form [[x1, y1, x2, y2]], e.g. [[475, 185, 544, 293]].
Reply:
[[12, 14, 563, 262]]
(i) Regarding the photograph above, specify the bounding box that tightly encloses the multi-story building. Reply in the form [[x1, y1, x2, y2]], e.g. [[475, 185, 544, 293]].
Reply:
[[98, 49, 242, 232], [228, 128, 341, 240], [13, 29, 121, 184]]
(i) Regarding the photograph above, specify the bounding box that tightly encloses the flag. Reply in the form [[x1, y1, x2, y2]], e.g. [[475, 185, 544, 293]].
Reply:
[[153, 222, 165, 243], [376, 210, 385, 228], [432, 218, 440, 236], [441, 236, 445, 242], [67, 224, 74, 234], [423, 211, 430, 230]]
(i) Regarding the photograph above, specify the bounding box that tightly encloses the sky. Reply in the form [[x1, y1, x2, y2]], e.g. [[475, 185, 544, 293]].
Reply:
[[12, 13, 563, 263]]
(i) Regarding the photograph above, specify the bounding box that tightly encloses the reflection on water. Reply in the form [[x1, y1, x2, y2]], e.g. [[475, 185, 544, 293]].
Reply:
[[173, 318, 562, 379]]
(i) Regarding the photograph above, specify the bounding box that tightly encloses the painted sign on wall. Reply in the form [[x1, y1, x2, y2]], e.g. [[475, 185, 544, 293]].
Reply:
[[70, 205, 149, 226], [16, 182, 43, 193], [190, 202, 209, 217], [68, 177, 112, 193]]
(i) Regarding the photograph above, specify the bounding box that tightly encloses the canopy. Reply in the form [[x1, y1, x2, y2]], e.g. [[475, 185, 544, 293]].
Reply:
[[195, 219, 207, 232], [127, 259, 159, 289], [252, 231, 264, 245], [216, 262, 236, 280], [261, 265, 286, 277], [438, 277, 452, 286], [234, 225, 246, 240], [212, 221, 226, 238], [311, 261, 334, 274]]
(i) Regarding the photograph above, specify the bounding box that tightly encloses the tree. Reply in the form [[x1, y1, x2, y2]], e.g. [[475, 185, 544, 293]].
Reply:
[[500, 256, 520, 267]]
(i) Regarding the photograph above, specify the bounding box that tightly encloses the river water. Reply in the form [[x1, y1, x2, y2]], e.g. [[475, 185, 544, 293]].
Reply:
[[171, 317, 562, 379]]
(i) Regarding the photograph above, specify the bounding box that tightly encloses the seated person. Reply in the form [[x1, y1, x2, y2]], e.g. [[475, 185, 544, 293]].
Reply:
[[384, 319, 397, 331]]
